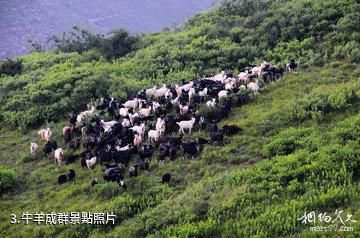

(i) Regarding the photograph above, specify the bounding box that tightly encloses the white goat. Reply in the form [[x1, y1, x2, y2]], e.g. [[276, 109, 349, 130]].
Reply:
[[139, 106, 152, 118], [199, 88, 208, 97], [177, 117, 196, 134], [156, 117, 166, 135], [124, 99, 139, 110], [218, 90, 228, 100], [30, 142, 39, 157], [54, 148, 64, 166], [86, 156, 97, 170], [148, 130, 160, 143], [206, 98, 216, 108], [247, 80, 260, 94]]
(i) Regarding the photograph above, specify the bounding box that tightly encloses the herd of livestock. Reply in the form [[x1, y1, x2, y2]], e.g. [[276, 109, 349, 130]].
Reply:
[[29, 60, 298, 188]]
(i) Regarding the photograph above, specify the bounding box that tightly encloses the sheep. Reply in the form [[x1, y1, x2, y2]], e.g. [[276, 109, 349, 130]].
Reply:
[[156, 117, 166, 135], [165, 90, 173, 99], [188, 88, 196, 102], [38, 127, 52, 141], [225, 81, 235, 91], [171, 96, 180, 106], [30, 142, 39, 157], [119, 107, 130, 117], [101, 120, 117, 128], [154, 88, 170, 98], [212, 71, 227, 84], [130, 123, 146, 136], [179, 104, 189, 115], [148, 130, 160, 143], [124, 98, 139, 110], [77, 106, 96, 123], [238, 71, 250, 84], [218, 90, 228, 100], [133, 134, 142, 147], [122, 118, 131, 127], [199, 88, 208, 97], [152, 102, 161, 111], [146, 86, 156, 98], [206, 98, 216, 108], [139, 106, 152, 118], [247, 80, 259, 94], [86, 156, 97, 170], [128, 112, 140, 125], [175, 82, 194, 96], [54, 148, 64, 166], [115, 144, 132, 151], [177, 117, 196, 134]]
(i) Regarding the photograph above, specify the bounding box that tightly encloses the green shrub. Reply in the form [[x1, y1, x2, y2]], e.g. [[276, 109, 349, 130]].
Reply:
[[0, 58, 23, 76], [0, 167, 16, 193], [262, 127, 316, 157]]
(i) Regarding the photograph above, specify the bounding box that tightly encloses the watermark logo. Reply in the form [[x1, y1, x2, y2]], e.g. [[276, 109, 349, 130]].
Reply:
[[297, 210, 357, 232]]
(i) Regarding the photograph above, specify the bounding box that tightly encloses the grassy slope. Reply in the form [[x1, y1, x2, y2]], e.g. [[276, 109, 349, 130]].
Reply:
[[1, 62, 360, 237]]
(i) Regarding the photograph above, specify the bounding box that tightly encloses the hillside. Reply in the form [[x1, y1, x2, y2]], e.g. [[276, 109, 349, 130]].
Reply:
[[1, 0, 360, 237]]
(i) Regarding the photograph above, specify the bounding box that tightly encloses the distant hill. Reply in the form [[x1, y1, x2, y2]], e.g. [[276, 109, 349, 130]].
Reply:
[[0, 0, 217, 59]]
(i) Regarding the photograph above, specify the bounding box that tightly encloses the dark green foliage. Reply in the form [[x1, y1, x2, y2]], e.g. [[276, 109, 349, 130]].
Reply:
[[262, 127, 315, 157], [0, 58, 23, 76], [0, 167, 16, 193], [99, 30, 139, 60]]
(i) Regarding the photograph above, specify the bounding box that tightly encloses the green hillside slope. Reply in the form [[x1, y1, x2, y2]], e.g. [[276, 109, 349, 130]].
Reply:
[[1, 64, 359, 237], [1, 0, 360, 237]]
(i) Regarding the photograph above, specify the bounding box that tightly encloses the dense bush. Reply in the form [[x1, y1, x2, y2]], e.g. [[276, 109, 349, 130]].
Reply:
[[0, 167, 16, 193], [262, 127, 316, 157], [0, 58, 23, 76]]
